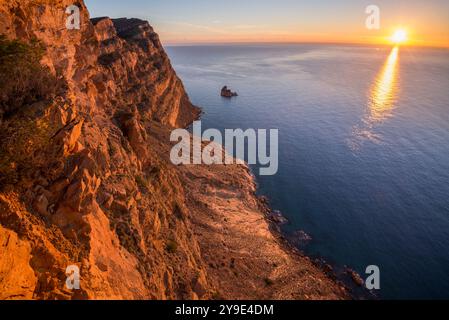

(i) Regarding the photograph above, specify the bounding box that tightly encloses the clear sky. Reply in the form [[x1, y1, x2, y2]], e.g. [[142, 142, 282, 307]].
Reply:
[[85, 0, 449, 47]]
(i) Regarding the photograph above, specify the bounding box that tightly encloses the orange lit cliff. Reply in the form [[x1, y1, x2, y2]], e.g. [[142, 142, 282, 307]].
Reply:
[[0, 0, 347, 300]]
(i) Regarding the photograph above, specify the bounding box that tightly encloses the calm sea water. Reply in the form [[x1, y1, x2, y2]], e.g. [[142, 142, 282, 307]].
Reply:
[[166, 44, 449, 299]]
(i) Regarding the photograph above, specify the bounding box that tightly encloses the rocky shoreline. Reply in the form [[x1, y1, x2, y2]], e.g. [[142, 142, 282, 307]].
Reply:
[[257, 192, 376, 299], [164, 126, 350, 299], [256, 192, 353, 297]]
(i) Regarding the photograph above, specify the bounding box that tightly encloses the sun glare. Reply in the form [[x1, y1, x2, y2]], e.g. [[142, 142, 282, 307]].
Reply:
[[391, 29, 408, 44]]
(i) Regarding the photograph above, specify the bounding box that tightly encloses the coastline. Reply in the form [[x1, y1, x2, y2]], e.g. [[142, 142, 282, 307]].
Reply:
[[183, 154, 350, 299], [151, 123, 350, 299]]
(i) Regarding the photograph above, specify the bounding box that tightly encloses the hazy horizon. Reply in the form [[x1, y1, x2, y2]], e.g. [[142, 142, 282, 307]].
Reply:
[[161, 41, 449, 50]]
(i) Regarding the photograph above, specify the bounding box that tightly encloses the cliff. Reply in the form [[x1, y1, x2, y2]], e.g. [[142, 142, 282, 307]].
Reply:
[[0, 0, 347, 300]]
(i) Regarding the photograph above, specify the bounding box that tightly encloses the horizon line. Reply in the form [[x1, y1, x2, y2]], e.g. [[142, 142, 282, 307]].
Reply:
[[162, 40, 449, 50]]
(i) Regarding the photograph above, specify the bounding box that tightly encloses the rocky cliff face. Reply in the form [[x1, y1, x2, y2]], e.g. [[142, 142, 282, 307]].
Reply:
[[0, 0, 201, 300], [0, 0, 198, 127], [0, 0, 347, 300]]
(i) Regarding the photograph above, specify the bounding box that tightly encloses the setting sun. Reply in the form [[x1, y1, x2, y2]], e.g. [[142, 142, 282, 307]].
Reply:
[[391, 29, 408, 44]]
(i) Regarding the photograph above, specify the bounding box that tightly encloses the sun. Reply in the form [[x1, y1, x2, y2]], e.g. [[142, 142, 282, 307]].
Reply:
[[391, 29, 408, 45]]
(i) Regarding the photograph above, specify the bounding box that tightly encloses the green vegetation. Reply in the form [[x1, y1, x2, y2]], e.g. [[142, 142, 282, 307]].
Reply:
[[0, 107, 52, 189], [0, 35, 59, 119], [165, 240, 178, 253], [211, 291, 222, 300]]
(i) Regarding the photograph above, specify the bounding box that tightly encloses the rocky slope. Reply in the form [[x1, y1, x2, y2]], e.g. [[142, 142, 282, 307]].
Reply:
[[0, 0, 347, 300]]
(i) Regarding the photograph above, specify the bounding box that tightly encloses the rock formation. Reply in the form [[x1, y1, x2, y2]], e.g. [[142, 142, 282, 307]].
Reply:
[[221, 86, 238, 98], [0, 0, 347, 300]]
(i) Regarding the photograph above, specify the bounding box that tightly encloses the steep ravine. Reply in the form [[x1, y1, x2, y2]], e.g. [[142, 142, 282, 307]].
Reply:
[[0, 0, 347, 300]]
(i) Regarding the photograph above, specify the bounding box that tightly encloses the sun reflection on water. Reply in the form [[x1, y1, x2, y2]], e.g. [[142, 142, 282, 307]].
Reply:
[[368, 46, 399, 122], [349, 46, 400, 149]]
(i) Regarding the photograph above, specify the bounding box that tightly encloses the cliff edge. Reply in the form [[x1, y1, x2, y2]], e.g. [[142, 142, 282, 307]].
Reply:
[[0, 0, 347, 300]]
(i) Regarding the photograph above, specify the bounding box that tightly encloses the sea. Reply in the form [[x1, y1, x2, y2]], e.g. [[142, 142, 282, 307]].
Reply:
[[166, 43, 449, 299]]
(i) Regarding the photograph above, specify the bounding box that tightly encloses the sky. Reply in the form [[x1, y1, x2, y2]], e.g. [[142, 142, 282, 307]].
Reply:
[[85, 0, 449, 47]]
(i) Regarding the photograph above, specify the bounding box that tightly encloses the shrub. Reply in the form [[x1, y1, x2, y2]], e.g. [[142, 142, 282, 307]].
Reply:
[[0, 35, 60, 119], [165, 240, 178, 253], [211, 291, 222, 300], [0, 108, 52, 188]]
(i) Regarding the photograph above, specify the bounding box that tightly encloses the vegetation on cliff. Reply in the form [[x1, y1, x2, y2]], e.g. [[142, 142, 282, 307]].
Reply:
[[0, 36, 61, 120]]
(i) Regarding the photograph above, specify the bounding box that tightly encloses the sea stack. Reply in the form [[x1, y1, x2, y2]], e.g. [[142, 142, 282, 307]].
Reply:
[[221, 86, 238, 97]]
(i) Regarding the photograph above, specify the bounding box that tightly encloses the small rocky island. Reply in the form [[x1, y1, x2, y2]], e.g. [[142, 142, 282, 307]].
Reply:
[[221, 85, 238, 97]]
